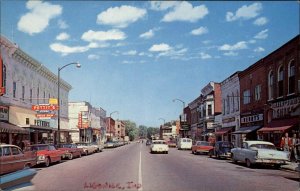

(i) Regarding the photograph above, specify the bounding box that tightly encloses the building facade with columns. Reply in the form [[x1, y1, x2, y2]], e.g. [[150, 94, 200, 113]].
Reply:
[[0, 35, 71, 145]]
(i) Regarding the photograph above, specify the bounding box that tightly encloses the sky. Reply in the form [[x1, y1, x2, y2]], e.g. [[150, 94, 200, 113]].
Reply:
[[0, 1, 299, 127]]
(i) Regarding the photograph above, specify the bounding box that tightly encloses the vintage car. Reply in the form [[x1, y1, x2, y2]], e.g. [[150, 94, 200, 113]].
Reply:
[[177, 138, 192, 150], [75, 142, 97, 155], [91, 142, 104, 152], [0, 144, 37, 175], [231, 141, 290, 168], [192, 141, 214, 155], [150, 140, 169, 154], [104, 141, 116, 148], [209, 141, 234, 159], [56, 144, 83, 159], [167, 140, 177, 148], [145, 139, 152, 146], [29, 144, 64, 167]]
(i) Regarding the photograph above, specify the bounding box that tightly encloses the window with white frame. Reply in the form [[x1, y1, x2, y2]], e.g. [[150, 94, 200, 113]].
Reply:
[[278, 66, 284, 97], [268, 71, 274, 100], [22, 86, 25, 101], [288, 60, 295, 94], [30, 89, 32, 103], [243, 90, 250, 104], [236, 90, 239, 111], [13, 81, 17, 98], [255, 84, 261, 101]]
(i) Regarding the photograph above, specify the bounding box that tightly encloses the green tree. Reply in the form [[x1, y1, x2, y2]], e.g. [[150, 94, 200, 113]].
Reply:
[[123, 120, 138, 141], [147, 127, 160, 139], [138, 125, 148, 138]]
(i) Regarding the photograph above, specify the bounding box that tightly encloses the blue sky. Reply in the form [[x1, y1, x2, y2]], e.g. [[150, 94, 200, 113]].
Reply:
[[1, 1, 299, 127]]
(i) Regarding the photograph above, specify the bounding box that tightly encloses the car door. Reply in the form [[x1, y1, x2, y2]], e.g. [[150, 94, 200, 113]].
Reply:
[[49, 145, 59, 162], [11, 146, 25, 171], [0, 146, 13, 174], [240, 142, 248, 161]]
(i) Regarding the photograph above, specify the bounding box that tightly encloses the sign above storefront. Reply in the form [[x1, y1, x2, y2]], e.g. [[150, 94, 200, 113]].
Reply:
[[36, 113, 56, 119], [271, 97, 300, 119], [241, 114, 263, 124], [32, 104, 59, 111]]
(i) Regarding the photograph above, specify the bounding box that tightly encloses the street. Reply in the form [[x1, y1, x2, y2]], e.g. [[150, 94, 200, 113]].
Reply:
[[13, 143, 299, 191]]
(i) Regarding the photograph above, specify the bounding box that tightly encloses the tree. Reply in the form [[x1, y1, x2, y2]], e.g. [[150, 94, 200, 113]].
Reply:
[[123, 120, 138, 141], [147, 127, 160, 139], [139, 125, 147, 138]]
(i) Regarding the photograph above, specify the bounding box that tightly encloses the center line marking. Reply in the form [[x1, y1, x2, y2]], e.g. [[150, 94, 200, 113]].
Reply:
[[138, 144, 143, 191]]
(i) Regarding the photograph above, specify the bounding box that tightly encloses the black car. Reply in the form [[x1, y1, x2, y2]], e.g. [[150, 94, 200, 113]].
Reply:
[[146, 140, 152, 146], [209, 141, 234, 159]]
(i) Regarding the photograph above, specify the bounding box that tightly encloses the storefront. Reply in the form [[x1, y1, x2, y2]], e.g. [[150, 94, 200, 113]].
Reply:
[[0, 121, 29, 145], [239, 112, 264, 141], [214, 127, 233, 142]]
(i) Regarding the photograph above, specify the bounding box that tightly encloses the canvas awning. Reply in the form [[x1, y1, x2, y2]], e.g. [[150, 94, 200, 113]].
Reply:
[[0, 122, 29, 134], [232, 126, 262, 134], [214, 127, 233, 135], [257, 118, 299, 133]]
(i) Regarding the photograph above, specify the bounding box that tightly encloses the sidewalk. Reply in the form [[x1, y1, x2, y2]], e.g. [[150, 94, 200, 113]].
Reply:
[[281, 161, 299, 172]]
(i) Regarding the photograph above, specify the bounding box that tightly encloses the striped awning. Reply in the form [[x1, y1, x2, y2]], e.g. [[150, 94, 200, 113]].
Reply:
[[0, 122, 29, 134]]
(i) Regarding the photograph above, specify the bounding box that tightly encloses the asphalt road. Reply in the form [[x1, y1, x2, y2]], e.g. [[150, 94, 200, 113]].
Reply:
[[13, 142, 299, 191]]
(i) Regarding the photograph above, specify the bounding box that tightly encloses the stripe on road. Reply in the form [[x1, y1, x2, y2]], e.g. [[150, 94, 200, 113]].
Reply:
[[138, 144, 143, 191]]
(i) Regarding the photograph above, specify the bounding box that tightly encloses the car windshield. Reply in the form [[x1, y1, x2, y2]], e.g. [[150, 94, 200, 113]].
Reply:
[[221, 142, 233, 148], [250, 144, 276, 150], [31, 145, 49, 151], [76, 143, 87, 146], [198, 142, 209, 146], [61, 144, 72, 148], [153, 141, 165, 144]]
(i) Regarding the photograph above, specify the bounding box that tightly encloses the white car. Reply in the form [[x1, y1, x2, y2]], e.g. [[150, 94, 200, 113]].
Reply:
[[177, 138, 192, 150], [75, 143, 97, 155], [91, 142, 104, 152], [150, 140, 169, 154], [231, 141, 290, 168]]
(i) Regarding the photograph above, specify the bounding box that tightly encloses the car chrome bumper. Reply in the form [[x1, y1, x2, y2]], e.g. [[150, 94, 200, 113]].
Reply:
[[254, 159, 287, 164]]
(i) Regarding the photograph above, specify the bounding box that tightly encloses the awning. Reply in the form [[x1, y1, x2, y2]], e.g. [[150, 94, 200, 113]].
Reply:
[[0, 122, 29, 134], [201, 129, 214, 136], [257, 117, 299, 133], [214, 127, 233, 135], [232, 126, 262, 134], [23, 125, 56, 132]]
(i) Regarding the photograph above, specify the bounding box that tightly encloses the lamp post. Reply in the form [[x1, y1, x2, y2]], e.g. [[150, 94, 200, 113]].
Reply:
[[57, 62, 81, 145], [173, 98, 185, 121], [109, 111, 119, 142], [158, 118, 165, 139]]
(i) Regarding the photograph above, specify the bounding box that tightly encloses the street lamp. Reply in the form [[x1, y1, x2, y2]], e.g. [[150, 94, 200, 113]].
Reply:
[[109, 111, 119, 141], [57, 62, 81, 145], [173, 98, 185, 121]]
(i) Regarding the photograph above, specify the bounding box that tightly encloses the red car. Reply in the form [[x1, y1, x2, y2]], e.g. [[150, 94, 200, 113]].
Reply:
[[29, 144, 64, 167], [56, 144, 83, 160], [0, 144, 37, 175], [192, 141, 214, 155]]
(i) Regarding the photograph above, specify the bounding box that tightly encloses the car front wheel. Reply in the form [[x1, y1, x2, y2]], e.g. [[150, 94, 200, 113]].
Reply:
[[68, 153, 73, 160], [246, 159, 252, 168], [44, 157, 50, 167]]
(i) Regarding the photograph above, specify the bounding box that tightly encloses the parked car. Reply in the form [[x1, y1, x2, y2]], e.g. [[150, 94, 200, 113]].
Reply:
[[231, 141, 290, 168], [104, 142, 115, 148], [192, 141, 214, 155], [29, 144, 64, 167], [91, 142, 104, 152], [75, 142, 97, 155], [150, 140, 169, 154], [167, 140, 177, 148], [209, 141, 233, 159], [177, 138, 192, 150], [146, 139, 152, 146], [0, 144, 37, 175], [56, 144, 83, 159]]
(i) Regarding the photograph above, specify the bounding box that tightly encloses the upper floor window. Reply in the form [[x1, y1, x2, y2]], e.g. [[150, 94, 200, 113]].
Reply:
[[226, 96, 230, 114], [278, 66, 284, 97], [43, 91, 46, 104], [236, 90, 240, 112], [255, 85, 261, 101], [222, 99, 225, 115], [268, 71, 274, 100], [13, 82, 17, 98], [288, 60, 295, 94], [243, 90, 251, 104], [30, 89, 33, 103], [22, 86, 25, 101], [2, 64, 6, 93], [37, 87, 40, 104], [207, 104, 212, 116], [231, 92, 235, 113]]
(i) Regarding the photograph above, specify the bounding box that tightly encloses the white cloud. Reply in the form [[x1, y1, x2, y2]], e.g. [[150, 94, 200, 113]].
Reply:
[[140, 29, 154, 39], [254, 29, 268, 39], [58, 19, 68, 29], [202, 40, 211, 44], [158, 48, 188, 58], [254, 47, 265, 52], [190, 26, 208, 36], [248, 39, 256, 44], [56, 32, 70, 41], [219, 41, 248, 51], [122, 60, 135, 64], [224, 51, 238, 56], [88, 54, 100, 60], [162, 1, 209, 22], [17, 1, 62, 35], [199, 52, 212, 59], [123, 50, 137, 56], [253, 17, 268, 26], [87, 42, 110, 48], [150, 1, 179, 11], [97, 5, 146, 28], [49, 43, 89, 56], [226, 3, 262, 22], [149, 43, 172, 52], [81, 29, 126, 42]]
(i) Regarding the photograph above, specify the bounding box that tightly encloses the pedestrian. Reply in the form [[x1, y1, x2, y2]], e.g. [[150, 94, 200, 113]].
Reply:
[[291, 133, 299, 162], [280, 132, 292, 159]]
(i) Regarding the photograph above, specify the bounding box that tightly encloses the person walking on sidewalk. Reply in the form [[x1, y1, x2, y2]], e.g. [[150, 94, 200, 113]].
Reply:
[[280, 132, 292, 160], [291, 133, 299, 162]]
